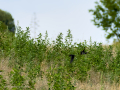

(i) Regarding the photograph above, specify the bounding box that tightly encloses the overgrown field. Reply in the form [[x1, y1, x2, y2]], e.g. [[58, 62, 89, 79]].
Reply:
[[1, 26, 120, 90]]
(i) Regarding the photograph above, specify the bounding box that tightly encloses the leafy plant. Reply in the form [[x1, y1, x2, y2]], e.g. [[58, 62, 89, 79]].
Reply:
[[0, 74, 8, 90], [10, 68, 25, 90]]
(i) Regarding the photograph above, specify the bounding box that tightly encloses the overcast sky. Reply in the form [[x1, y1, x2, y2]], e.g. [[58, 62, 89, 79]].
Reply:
[[0, 0, 115, 45]]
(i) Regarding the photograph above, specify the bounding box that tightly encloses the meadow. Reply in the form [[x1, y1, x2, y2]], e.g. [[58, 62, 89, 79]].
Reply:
[[1, 25, 120, 90]]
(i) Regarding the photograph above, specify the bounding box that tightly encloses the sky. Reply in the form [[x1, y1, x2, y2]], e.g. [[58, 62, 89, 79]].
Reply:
[[0, 0, 115, 45]]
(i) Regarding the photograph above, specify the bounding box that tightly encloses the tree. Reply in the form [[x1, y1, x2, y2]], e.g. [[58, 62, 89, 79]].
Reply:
[[0, 9, 15, 33], [0, 21, 15, 50], [89, 0, 120, 41]]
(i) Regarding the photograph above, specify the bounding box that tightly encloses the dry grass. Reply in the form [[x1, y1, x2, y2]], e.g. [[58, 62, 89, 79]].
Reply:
[[0, 58, 13, 89], [1, 58, 120, 90]]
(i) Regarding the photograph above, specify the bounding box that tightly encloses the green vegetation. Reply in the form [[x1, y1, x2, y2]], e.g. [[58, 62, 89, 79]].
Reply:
[[0, 25, 120, 90], [0, 9, 15, 33], [89, 0, 120, 40]]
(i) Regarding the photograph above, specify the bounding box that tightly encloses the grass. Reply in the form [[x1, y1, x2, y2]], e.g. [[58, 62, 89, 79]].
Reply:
[[0, 25, 120, 90]]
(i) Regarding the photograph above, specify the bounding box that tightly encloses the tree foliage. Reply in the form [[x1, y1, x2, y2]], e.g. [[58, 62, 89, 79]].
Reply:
[[89, 0, 120, 40], [0, 9, 15, 33], [0, 21, 15, 50]]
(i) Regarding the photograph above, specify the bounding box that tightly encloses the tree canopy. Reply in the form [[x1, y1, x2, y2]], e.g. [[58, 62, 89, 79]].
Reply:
[[89, 0, 120, 41], [0, 9, 15, 33]]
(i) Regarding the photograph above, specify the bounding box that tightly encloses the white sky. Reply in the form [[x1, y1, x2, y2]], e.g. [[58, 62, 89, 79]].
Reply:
[[0, 0, 115, 45]]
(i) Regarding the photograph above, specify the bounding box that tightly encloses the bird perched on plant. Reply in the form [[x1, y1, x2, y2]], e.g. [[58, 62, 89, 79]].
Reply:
[[80, 47, 87, 55], [69, 54, 75, 63]]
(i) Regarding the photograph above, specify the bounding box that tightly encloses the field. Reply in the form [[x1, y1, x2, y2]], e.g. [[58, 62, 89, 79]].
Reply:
[[0, 26, 120, 90]]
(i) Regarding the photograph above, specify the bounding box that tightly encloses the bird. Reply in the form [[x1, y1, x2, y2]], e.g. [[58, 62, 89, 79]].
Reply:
[[69, 54, 75, 63], [80, 47, 87, 55]]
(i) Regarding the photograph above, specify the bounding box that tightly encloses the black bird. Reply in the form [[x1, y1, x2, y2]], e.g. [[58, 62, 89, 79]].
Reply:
[[69, 54, 75, 63], [80, 47, 87, 55]]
